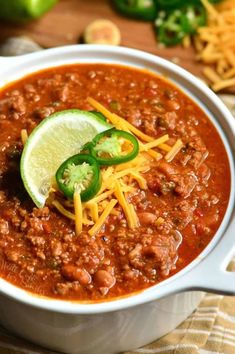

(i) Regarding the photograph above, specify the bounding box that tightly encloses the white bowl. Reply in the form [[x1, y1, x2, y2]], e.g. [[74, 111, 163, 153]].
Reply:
[[0, 45, 234, 354]]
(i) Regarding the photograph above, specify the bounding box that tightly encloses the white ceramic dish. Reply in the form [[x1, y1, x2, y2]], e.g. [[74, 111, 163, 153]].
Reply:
[[0, 45, 234, 354]]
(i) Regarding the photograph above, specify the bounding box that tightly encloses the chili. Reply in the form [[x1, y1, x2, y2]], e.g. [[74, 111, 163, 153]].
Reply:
[[0, 63, 230, 301]]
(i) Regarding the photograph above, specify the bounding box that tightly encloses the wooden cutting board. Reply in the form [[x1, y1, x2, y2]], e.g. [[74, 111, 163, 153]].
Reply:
[[0, 0, 226, 87]]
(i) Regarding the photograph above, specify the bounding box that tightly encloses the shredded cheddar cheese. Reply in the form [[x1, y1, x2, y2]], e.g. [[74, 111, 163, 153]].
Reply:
[[130, 171, 148, 190], [21, 129, 28, 145], [114, 181, 136, 229], [82, 209, 94, 226], [201, 0, 219, 17], [51, 98, 185, 236], [158, 143, 172, 152], [141, 134, 169, 151], [140, 143, 162, 160], [182, 35, 191, 49], [87, 97, 153, 143], [129, 204, 139, 228], [115, 155, 148, 172], [52, 200, 75, 220], [194, 0, 235, 91], [74, 191, 82, 235], [86, 202, 99, 222], [165, 139, 184, 162], [156, 217, 165, 225], [203, 66, 221, 84], [101, 166, 114, 181], [87, 190, 114, 204], [88, 199, 117, 236], [212, 77, 235, 92]]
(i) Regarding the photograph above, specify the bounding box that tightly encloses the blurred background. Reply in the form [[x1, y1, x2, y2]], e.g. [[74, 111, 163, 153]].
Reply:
[[0, 0, 202, 79], [0, 0, 234, 98]]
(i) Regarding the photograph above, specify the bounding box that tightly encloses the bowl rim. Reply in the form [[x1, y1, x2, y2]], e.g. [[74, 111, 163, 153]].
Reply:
[[0, 44, 234, 314]]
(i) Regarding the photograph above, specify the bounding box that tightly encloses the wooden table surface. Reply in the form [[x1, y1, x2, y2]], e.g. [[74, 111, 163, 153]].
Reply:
[[0, 0, 204, 79]]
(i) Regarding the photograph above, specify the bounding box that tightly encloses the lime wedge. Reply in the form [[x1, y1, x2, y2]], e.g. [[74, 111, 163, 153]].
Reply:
[[20, 110, 112, 208]]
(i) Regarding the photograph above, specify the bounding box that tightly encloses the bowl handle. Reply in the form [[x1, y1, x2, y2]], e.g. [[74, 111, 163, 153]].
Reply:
[[182, 215, 235, 295]]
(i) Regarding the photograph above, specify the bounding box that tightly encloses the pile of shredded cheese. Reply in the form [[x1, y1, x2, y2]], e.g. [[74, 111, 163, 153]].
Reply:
[[194, 0, 235, 92], [22, 98, 184, 237], [47, 98, 183, 236]]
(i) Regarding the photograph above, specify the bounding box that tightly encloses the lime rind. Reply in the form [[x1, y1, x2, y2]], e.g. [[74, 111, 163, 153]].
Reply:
[[20, 109, 112, 208]]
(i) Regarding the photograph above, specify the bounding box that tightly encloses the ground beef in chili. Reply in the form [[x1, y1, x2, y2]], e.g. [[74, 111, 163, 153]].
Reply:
[[0, 64, 230, 300]]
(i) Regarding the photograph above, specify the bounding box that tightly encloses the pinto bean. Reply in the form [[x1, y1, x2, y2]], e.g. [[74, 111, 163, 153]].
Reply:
[[93, 270, 116, 289], [158, 161, 178, 177], [138, 212, 156, 225], [62, 265, 91, 285]]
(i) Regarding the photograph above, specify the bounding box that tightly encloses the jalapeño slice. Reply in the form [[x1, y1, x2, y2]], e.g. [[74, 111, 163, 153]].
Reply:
[[56, 154, 101, 201], [113, 0, 157, 21], [87, 128, 139, 166], [184, 5, 206, 34], [155, 9, 189, 46]]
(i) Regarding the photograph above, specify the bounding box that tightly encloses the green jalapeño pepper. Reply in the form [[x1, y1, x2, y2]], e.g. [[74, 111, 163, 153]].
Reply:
[[155, 0, 185, 9], [184, 4, 206, 34], [155, 9, 189, 46], [155, 0, 221, 9], [113, 0, 157, 21], [56, 154, 101, 201], [87, 129, 139, 166], [90, 111, 107, 122]]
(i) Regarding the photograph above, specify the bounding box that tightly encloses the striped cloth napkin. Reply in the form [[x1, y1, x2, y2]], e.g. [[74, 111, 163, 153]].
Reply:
[[125, 258, 235, 354], [0, 37, 234, 354]]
